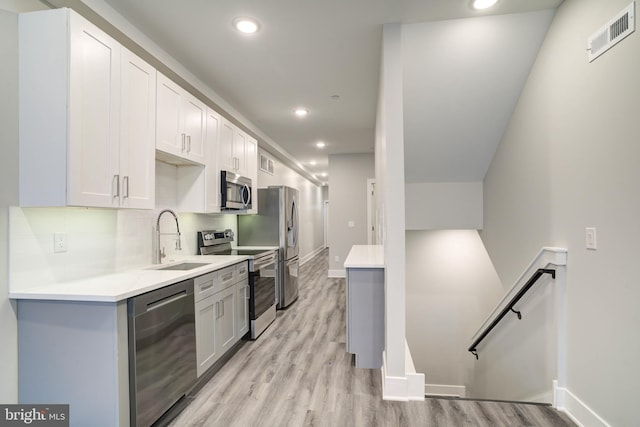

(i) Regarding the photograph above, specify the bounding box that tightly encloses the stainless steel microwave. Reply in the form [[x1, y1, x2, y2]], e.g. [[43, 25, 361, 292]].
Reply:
[[220, 170, 252, 210]]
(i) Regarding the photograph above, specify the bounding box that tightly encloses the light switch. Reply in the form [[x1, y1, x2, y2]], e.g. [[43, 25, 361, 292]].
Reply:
[[334, 255, 339, 262], [348, 221, 355, 228], [585, 227, 597, 250], [54, 232, 68, 253]]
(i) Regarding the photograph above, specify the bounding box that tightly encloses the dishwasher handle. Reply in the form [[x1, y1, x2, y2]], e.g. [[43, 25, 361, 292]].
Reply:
[[146, 290, 188, 312], [129, 278, 194, 317]]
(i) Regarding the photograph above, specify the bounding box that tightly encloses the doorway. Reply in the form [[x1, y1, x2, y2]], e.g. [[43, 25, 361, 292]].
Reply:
[[366, 179, 376, 244]]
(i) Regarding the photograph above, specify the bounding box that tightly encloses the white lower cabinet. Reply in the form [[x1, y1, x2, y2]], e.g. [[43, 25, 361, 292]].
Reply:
[[216, 285, 237, 356], [195, 261, 250, 378], [236, 278, 250, 339], [195, 294, 218, 377]]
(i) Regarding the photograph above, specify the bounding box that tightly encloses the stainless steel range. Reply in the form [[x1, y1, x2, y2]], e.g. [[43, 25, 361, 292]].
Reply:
[[197, 229, 277, 339]]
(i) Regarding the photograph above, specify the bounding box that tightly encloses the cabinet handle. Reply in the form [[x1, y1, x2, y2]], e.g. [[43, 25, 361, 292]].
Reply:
[[181, 133, 186, 152], [123, 176, 129, 199], [223, 272, 233, 282], [200, 282, 214, 291], [215, 301, 220, 318], [187, 135, 191, 153], [113, 174, 120, 198], [245, 285, 250, 300], [220, 300, 224, 317]]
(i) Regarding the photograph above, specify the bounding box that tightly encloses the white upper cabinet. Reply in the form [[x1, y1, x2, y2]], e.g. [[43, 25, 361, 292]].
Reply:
[[119, 48, 156, 209], [218, 118, 236, 173], [233, 128, 247, 176], [156, 73, 206, 165], [218, 117, 253, 177], [19, 8, 156, 209], [245, 136, 258, 214]]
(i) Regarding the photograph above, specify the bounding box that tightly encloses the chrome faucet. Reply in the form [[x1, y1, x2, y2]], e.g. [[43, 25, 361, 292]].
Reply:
[[155, 209, 182, 264]]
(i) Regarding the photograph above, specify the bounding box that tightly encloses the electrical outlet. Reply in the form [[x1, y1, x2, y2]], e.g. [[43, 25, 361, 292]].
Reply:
[[334, 255, 339, 262], [54, 232, 67, 253], [585, 227, 597, 250], [348, 221, 355, 228]]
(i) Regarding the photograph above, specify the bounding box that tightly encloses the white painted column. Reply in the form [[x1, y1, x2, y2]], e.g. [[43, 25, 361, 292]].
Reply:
[[377, 23, 410, 400]]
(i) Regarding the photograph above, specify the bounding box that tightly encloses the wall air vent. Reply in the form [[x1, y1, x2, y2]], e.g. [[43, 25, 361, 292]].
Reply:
[[588, 1, 636, 62]]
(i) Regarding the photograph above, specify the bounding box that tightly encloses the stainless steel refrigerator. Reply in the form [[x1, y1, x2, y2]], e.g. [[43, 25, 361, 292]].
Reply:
[[238, 186, 299, 309]]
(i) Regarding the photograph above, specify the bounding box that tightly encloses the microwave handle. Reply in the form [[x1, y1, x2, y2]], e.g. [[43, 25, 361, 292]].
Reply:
[[241, 184, 251, 207]]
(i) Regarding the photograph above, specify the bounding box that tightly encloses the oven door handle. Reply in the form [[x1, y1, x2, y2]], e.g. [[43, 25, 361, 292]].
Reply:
[[253, 258, 277, 271], [253, 253, 278, 269]]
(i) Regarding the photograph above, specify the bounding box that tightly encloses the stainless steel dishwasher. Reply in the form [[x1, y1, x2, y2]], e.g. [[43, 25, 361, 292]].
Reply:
[[128, 278, 196, 427]]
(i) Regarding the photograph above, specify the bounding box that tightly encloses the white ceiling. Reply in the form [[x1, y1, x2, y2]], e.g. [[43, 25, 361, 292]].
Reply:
[[91, 0, 563, 184]]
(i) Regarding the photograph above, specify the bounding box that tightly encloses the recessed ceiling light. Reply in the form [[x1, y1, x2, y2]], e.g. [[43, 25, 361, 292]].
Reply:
[[320, 172, 328, 177], [233, 17, 260, 34], [294, 108, 308, 117], [310, 160, 317, 166], [316, 141, 326, 148], [472, 0, 498, 10]]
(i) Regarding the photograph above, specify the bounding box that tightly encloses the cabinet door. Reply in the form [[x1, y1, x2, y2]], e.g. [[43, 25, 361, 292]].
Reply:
[[119, 48, 156, 209], [205, 108, 221, 213], [67, 12, 121, 207], [183, 93, 206, 164], [218, 119, 235, 172], [233, 128, 247, 175], [245, 136, 258, 214], [156, 73, 183, 157], [216, 286, 237, 354], [236, 280, 249, 338], [195, 295, 218, 377]]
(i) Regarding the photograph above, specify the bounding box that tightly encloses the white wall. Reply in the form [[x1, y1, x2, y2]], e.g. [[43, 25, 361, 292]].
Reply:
[[327, 153, 374, 276], [406, 230, 503, 393], [257, 148, 324, 263], [376, 23, 415, 398], [405, 182, 483, 230], [482, 0, 640, 425], [0, 6, 19, 403]]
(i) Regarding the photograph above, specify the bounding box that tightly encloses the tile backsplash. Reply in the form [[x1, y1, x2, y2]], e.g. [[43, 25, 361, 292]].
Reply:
[[9, 161, 237, 292]]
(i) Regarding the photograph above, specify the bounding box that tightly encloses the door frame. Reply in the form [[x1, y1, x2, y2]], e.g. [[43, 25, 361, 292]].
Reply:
[[366, 179, 375, 245]]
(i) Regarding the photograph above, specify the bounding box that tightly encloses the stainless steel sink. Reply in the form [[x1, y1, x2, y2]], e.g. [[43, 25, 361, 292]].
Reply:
[[154, 262, 210, 271]]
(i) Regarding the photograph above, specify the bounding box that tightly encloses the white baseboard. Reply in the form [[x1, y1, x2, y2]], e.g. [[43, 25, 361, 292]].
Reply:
[[407, 372, 425, 401], [300, 246, 325, 266], [381, 349, 425, 401], [425, 384, 466, 398], [554, 381, 611, 427], [328, 269, 346, 278], [404, 341, 425, 401]]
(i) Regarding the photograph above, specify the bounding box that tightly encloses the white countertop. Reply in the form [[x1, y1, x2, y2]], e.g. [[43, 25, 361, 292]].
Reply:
[[344, 245, 385, 269], [9, 255, 252, 303]]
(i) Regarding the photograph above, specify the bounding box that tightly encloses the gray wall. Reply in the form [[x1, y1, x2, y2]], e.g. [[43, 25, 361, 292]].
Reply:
[[0, 6, 19, 403], [481, 0, 640, 425], [328, 153, 374, 275]]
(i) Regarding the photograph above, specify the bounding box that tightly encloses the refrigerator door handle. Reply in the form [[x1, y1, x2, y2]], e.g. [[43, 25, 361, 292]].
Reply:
[[291, 198, 299, 249]]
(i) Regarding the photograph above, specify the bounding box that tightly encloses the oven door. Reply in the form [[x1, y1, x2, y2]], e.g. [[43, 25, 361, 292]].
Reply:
[[249, 252, 278, 338], [221, 171, 252, 210]]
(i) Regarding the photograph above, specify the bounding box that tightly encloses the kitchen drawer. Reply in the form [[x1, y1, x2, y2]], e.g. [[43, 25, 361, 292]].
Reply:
[[194, 271, 218, 302], [217, 265, 237, 290], [236, 261, 248, 281]]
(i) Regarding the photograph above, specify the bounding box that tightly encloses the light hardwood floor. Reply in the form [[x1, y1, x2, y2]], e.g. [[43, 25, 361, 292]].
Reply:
[[168, 249, 576, 426]]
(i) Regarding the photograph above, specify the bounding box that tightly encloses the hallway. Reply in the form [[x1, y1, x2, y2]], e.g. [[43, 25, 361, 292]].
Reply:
[[169, 249, 575, 426]]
